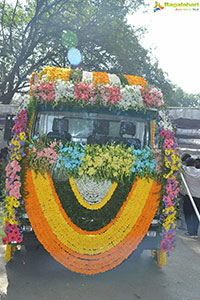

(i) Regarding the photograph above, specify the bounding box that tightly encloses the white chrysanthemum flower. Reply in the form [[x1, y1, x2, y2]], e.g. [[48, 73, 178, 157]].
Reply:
[[117, 85, 143, 110], [54, 79, 74, 104]]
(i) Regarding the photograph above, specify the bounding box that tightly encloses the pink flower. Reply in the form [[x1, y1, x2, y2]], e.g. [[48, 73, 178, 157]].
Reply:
[[43, 148, 58, 161], [163, 138, 174, 149], [160, 233, 174, 253], [32, 80, 55, 103], [3, 222, 22, 244], [141, 87, 164, 108], [50, 141, 57, 148], [163, 195, 174, 207], [6, 161, 21, 174], [160, 130, 166, 137], [9, 188, 21, 199], [165, 184, 173, 194], [36, 151, 44, 159], [2, 237, 7, 245]]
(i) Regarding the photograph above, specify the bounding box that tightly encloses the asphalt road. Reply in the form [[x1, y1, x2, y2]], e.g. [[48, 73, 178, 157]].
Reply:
[[0, 229, 200, 300]]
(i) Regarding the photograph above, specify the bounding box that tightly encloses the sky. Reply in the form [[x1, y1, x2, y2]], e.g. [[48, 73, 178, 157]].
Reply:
[[127, 0, 200, 95]]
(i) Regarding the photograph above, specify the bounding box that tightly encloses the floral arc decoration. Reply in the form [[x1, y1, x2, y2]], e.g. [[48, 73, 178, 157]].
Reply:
[[25, 169, 160, 274], [1, 67, 181, 272]]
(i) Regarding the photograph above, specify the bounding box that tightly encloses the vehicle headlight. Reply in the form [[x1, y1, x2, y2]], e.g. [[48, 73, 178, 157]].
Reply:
[[147, 231, 157, 237], [22, 225, 33, 232]]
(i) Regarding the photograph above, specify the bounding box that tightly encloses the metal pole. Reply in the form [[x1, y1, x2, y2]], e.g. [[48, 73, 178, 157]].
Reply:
[[180, 172, 200, 223]]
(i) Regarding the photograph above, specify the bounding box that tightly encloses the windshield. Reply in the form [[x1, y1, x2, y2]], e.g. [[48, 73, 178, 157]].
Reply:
[[33, 110, 151, 149]]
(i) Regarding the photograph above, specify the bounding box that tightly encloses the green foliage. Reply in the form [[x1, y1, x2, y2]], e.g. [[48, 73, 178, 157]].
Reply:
[[69, 69, 83, 83], [168, 86, 200, 107]]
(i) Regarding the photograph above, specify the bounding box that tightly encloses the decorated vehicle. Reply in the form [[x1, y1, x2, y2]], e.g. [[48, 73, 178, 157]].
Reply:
[[1, 67, 181, 275]]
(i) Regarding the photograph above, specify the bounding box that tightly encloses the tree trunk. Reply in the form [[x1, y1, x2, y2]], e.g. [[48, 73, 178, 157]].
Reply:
[[0, 91, 15, 104]]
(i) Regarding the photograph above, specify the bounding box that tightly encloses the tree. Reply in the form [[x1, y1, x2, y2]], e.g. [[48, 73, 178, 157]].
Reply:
[[0, 0, 77, 103], [169, 86, 200, 107], [0, 0, 159, 104], [1, 0, 193, 107]]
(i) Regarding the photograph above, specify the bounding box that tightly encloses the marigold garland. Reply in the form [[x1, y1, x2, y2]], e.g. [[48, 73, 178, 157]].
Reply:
[[69, 177, 118, 210], [28, 112, 35, 138], [32, 171, 154, 253], [51, 174, 135, 235], [92, 71, 110, 85], [123, 75, 148, 88], [151, 120, 155, 148], [38, 66, 71, 82], [5, 243, 12, 262], [25, 169, 160, 274]]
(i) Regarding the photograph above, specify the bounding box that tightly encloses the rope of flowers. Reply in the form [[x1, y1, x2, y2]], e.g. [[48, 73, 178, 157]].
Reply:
[[30, 171, 155, 250], [123, 74, 148, 87], [38, 66, 71, 82], [92, 71, 110, 85], [37, 66, 148, 88], [2, 109, 28, 260], [156, 110, 181, 262], [25, 169, 160, 274], [28, 112, 35, 138], [51, 174, 138, 235], [151, 120, 155, 148]]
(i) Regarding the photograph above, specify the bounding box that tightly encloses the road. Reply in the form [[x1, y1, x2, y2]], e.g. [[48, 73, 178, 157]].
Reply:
[[0, 229, 200, 300]]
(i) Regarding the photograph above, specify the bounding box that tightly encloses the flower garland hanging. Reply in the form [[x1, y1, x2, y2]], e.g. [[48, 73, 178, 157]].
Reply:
[[24, 169, 160, 274], [2, 109, 28, 256], [157, 110, 181, 256]]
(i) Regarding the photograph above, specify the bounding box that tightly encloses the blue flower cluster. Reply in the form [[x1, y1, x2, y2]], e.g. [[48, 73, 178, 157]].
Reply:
[[55, 142, 85, 176], [131, 146, 156, 178]]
